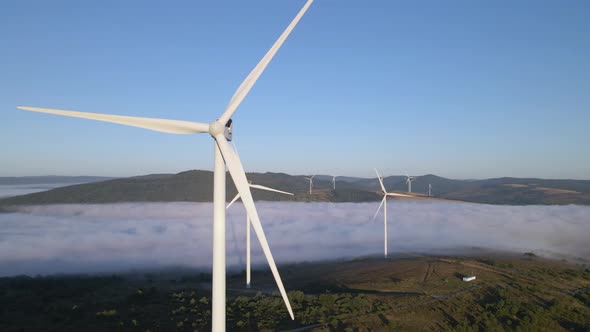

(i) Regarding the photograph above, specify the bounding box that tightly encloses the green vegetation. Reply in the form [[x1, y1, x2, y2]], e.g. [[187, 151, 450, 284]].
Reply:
[[1, 254, 589, 331]]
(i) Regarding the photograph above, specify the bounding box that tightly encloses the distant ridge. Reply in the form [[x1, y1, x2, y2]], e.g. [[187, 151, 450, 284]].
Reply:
[[0, 176, 115, 185], [1, 171, 589, 206]]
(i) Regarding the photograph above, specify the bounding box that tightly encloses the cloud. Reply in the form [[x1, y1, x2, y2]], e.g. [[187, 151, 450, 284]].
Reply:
[[0, 201, 589, 276]]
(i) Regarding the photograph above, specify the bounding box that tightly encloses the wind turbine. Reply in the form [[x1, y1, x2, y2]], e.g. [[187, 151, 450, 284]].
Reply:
[[405, 174, 416, 193], [373, 169, 412, 258], [332, 175, 336, 190], [17, 0, 314, 330], [226, 183, 293, 289], [304, 175, 315, 195], [428, 183, 432, 196]]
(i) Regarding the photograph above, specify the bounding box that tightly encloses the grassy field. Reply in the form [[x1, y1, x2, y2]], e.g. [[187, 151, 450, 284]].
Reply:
[[1, 253, 589, 331]]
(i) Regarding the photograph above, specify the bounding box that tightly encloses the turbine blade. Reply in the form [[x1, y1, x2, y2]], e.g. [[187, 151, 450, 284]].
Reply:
[[386, 192, 414, 198], [250, 184, 294, 196], [226, 193, 242, 209], [218, 0, 314, 125], [374, 168, 386, 193], [18, 106, 209, 134], [373, 196, 386, 220], [374, 168, 382, 178], [214, 135, 294, 320]]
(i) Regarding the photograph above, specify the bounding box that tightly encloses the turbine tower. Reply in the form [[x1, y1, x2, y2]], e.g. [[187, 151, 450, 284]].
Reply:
[[428, 183, 432, 196], [332, 175, 336, 190], [405, 174, 416, 193], [304, 175, 315, 195], [227, 183, 293, 289], [373, 169, 412, 258], [17, 0, 314, 330]]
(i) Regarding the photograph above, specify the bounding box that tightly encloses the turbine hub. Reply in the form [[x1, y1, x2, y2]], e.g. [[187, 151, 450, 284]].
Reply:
[[208, 120, 224, 137], [209, 119, 233, 141]]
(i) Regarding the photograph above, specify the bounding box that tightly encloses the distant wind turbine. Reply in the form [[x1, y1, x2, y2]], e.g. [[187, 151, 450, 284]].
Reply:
[[373, 169, 413, 258], [227, 183, 293, 289], [428, 183, 432, 196], [405, 174, 416, 193], [304, 175, 315, 194], [17, 0, 314, 329], [332, 175, 337, 190]]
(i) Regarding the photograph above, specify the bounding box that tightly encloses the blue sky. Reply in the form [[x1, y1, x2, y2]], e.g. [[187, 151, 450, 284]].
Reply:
[[1, 0, 589, 179]]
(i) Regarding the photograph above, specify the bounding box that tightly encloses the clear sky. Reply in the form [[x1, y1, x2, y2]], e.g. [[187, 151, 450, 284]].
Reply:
[[1, 0, 589, 179]]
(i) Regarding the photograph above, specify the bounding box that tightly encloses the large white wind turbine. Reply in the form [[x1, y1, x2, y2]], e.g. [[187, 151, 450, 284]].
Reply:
[[405, 174, 416, 193], [304, 175, 315, 195], [17, 0, 314, 330], [373, 169, 412, 258], [226, 183, 293, 289]]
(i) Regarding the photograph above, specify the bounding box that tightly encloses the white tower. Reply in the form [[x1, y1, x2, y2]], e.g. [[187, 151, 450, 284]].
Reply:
[[373, 169, 412, 258], [304, 175, 315, 195], [405, 174, 416, 193], [227, 183, 293, 289]]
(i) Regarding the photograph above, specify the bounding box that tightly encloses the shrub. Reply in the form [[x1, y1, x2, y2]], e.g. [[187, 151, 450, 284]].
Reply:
[[96, 309, 117, 317]]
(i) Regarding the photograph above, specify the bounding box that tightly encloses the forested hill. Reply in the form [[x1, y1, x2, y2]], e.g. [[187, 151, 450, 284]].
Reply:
[[0, 171, 379, 205], [1, 171, 589, 206]]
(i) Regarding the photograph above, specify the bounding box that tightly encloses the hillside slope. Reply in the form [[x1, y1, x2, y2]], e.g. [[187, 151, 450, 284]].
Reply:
[[0, 171, 380, 205], [1, 171, 589, 206]]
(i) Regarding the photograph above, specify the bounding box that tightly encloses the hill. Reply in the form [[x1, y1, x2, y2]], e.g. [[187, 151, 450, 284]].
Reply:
[[355, 174, 590, 205], [0, 171, 380, 206], [1, 171, 590, 206], [442, 177, 590, 205]]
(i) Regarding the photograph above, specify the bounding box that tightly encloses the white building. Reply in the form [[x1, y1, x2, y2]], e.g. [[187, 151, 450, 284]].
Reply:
[[462, 275, 476, 282]]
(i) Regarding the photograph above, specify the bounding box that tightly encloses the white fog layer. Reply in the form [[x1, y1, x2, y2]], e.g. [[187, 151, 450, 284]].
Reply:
[[0, 201, 588, 276]]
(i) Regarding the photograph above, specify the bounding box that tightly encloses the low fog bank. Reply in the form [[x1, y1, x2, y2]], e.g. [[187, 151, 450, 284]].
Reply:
[[0, 201, 588, 276], [0, 184, 76, 199]]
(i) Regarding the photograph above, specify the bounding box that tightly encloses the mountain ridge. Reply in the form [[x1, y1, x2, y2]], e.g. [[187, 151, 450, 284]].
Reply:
[[1, 171, 590, 206]]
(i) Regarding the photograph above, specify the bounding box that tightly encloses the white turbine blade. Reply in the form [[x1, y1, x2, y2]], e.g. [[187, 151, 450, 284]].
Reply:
[[374, 168, 382, 179], [214, 135, 294, 320], [226, 193, 242, 209], [250, 184, 294, 196], [18, 106, 209, 134], [218, 0, 314, 125], [373, 196, 386, 220], [374, 168, 386, 193], [386, 192, 414, 198]]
